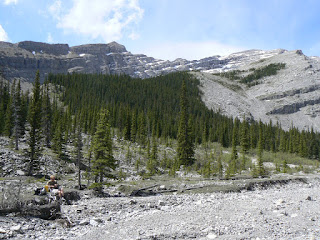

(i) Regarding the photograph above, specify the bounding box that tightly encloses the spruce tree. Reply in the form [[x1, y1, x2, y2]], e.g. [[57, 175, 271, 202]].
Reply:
[[147, 136, 158, 175], [4, 94, 13, 137], [217, 151, 223, 179], [227, 123, 238, 178], [74, 124, 83, 189], [240, 119, 249, 172], [177, 80, 195, 166], [12, 80, 24, 150], [42, 83, 52, 148], [257, 121, 265, 177], [92, 108, 116, 186], [27, 71, 42, 175]]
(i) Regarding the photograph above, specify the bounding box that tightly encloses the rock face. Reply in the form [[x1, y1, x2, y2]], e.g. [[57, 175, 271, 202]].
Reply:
[[195, 50, 320, 131], [0, 40, 227, 82]]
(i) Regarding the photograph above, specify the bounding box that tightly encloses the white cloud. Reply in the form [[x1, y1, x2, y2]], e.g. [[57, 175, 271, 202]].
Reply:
[[3, 0, 18, 5], [138, 41, 245, 61], [47, 33, 54, 43], [50, 0, 143, 42], [48, 0, 62, 20], [0, 24, 9, 41]]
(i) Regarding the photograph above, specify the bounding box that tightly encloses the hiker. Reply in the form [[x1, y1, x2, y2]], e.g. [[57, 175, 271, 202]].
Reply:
[[47, 175, 64, 199]]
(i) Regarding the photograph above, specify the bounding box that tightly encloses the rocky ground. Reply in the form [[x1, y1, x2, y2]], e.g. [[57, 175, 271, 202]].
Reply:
[[1, 174, 320, 240]]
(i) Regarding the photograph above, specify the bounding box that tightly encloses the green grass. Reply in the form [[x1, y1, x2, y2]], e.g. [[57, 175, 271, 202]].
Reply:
[[213, 63, 286, 87]]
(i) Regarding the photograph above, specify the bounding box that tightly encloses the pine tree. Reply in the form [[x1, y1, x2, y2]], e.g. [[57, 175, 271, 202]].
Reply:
[[42, 83, 52, 148], [74, 125, 83, 189], [27, 71, 42, 175], [12, 80, 24, 150], [92, 108, 116, 187], [240, 119, 249, 172], [52, 118, 64, 159], [217, 151, 223, 179], [227, 123, 238, 178], [147, 136, 158, 175], [4, 94, 13, 137], [257, 121, 265, 177], [177, 80, 195, 166]]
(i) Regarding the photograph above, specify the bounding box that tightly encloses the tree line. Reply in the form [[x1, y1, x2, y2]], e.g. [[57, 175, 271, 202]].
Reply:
[[0, 71, 320, 183]]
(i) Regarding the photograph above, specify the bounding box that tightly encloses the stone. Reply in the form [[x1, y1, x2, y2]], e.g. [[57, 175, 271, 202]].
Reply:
[[0, 228, 7, 233], [275, 199, 285, 205], [89, 219, 100, 226], [10, 224, 22, 233], [79, 219, 89, 226], [158, 200, 166, 206], [207, 233, 217, 239], [129, 199, 137, 205], [16, 170, 25, 176], [306, 196, 312, 201]]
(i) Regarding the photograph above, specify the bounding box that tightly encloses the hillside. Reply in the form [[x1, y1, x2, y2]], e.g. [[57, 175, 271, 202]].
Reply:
[[196, 50, 320, 131]]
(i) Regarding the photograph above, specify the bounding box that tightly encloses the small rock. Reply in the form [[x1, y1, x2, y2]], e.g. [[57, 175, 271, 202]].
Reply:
[[306, 196, 312, 201], [0, 228, 7, 233], [159, 185, 166, 190], [90, 219, 99, 226], [16, 170, 25, 176], [207, 233, 217, 239], [158, 200, 165, 206], [10, 224, 22, 233], [275, 199, 285, 205], [129, 199, 137, 205], [79, 219, 89, 226]]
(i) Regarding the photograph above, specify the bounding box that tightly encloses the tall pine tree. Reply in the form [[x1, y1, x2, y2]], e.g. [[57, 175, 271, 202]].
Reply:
[[92, 108, 116, 186], [177, 80, 195, 166], [27, 71, 42, 175]]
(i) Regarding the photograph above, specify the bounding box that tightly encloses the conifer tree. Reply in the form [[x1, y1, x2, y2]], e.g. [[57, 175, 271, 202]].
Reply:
[[257, 121, 265, 176], [12, 80, 24, 150], [92, 108, 116, 186], [74, 124, 83, 189], [27, 71, 42, 175], [52, 118, 64, 158], [42, 83, 52, 148], [217, 151, 223, 179], [137, 112, 146, 146], [227, 123, 238, 177], [177, 80, 195, 166], [147, 136, 158, 175], [4, 94, 13, 137], [240, 119, 249, 172]]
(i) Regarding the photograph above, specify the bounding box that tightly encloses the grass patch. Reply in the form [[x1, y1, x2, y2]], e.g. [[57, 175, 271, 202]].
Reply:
[[213, 63, 286, 87]]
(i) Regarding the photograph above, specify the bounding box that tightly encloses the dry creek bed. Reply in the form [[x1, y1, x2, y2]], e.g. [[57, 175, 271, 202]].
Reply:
[[1, 175, 320, 240]]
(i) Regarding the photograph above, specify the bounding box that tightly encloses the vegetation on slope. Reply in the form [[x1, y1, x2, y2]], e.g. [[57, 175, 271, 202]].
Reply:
[[0, 71, 319, 185], [214, 63, 286, 86]]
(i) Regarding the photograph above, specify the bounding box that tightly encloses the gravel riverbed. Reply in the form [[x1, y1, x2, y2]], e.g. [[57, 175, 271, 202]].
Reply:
[[1, 175, 320, 240]]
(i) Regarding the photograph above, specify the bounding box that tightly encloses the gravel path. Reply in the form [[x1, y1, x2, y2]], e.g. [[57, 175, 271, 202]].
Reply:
[[1, 176, 320, 240]]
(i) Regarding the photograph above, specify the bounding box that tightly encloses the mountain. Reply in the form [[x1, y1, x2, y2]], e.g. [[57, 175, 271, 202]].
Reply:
[[0, 40, 320, 132], [197, 50, 320, 131], [0, 40, 223, 82]]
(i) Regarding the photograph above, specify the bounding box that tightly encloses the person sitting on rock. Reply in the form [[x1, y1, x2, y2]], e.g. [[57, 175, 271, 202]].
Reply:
[[47, 175, 64, 199]]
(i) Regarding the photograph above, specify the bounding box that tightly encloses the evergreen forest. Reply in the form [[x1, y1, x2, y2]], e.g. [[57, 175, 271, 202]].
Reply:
[[1, 71, 320, 185]]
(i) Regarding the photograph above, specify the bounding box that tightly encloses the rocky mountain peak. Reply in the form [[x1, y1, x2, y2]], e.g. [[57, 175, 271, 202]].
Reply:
[[16, 41, 70, 56], [70, 42, 127, 55]]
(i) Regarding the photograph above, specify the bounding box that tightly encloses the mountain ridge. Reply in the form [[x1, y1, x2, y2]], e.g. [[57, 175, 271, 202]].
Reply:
[[1, 40, 320, 132]]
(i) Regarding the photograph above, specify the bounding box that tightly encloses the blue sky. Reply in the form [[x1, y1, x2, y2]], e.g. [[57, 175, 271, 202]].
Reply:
[[1, 0, 320, 60]]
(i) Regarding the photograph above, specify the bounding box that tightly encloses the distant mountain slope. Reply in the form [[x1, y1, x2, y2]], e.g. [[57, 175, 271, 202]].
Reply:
[[0, 41, 283, 83], [195, 50, 320, 131]]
